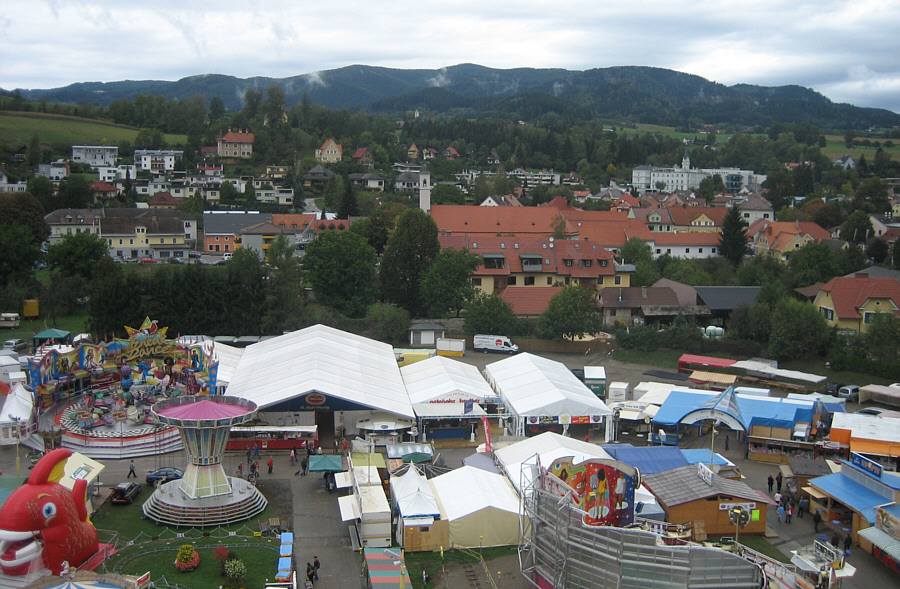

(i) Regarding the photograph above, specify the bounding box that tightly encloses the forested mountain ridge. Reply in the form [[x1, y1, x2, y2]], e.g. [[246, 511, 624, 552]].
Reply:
[[6, 63, 899, 130]]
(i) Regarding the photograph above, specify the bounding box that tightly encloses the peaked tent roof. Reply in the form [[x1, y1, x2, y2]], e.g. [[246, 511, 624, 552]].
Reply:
[[401, 356, 494, 404], [431, 465, 522, 520], [32, 328, 71, 343], [483, 353, 612, 418], [494, 431, 612, 493], [390, 466, 440, 518], [225, 324, 414, 418], [0, 382, 33, 423]]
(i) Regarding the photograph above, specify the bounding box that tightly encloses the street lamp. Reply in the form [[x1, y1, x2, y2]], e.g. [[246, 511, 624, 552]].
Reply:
[[9, 415, 21, 476]]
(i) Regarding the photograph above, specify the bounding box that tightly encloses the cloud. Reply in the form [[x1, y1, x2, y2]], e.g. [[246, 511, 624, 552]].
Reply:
[[427, 68, 450, 88], [304, 71, 327, 89]]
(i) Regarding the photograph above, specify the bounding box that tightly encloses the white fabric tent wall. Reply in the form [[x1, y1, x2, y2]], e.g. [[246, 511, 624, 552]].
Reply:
[[198, 340, 243, 391], [225, 324, 415, 418], [493, 431, 613, 493], [391, 466, 440, 518], [0, 382, 35, 444], [401, 356, 494, 404], [484, 353, 611, 437], [430, 465, 525, 548]]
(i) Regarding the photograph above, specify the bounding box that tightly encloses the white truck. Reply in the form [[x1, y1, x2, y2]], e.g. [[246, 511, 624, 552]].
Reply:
[[0, 313, 20, 329], [473, 334, 519, 354]]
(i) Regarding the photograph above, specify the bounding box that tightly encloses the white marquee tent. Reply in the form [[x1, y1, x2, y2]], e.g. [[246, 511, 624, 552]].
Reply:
[[493, 431, 613, 493], [198, 340, 243, 392], [225, 324, 414, 418], [391, 466, 440, 520], [484, 353, 612, 438], [431, 465, 525, 548], [402, 356, 494, 405], [0, 382, 36, 444]]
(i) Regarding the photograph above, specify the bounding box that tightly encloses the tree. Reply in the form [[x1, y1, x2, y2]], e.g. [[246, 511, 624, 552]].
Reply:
[[866, 238, 889, 264], [768, 298, 831, 361], [893, 239, 900, 270], [786, 242, 839, 288], [856, 177, 890, 213], [26, 176, 53, 211], [839, 210, 874, 244], [463, 291, 518, 335], [45, 232, 108, 281], [336, 178, 360, 219], [539, 286, 602, 341], [697, 177, 715, 203], [322, 175, 344, 212], [719, 205, 749, 266], [431, 184, 465, 205], [222, 249, 268, 335], [0, 224, 41, 283], [303, 231, 377, 317], [364, 303, 411, 344], [261, 233, 304, 334], [27, 133, 41, 167], [380, 209, 440, 315], [40, 272, 84, 325], [87, 257, 139, 339], [864, 313, 900, 363], [350, 203, 406, 254], [0, 191, 49, 244], [208, 96, 226, 124], [420, 248, 481, 317]]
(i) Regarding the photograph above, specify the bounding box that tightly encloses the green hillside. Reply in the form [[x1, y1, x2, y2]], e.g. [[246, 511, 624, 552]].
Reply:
[[0, 111, 186, 149]]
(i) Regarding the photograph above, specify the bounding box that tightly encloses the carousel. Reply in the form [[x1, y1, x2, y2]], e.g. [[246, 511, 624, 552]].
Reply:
[[25, 318, 220, 459]]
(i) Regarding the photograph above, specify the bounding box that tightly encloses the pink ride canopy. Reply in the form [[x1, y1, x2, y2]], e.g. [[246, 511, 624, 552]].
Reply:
[[156, 399, 252, 420]]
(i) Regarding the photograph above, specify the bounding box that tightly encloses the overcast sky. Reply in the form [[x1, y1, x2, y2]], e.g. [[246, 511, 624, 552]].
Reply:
[[3, 1, 899, 113]]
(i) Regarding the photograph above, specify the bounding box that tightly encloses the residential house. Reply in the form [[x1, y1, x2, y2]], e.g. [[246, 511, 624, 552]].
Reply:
[[240, 221, 283, 262], [832, 155, 857, 171], [198, 164, 224, 178], [562, 171, 582, 186], [45, 208, 196, 248], [351, 148, 375, 169], [203, 211, 271, 254], [500, 287, 564, 317], [265, 165, 291, 180], [271, 213, 317, 256], [407, 144, 421, 161], [148, 191, 183, 209], [302, 164, 334, 188], [0, 169, 27, 193], [443, 146, 460, 160], [102, 214, 189, 261], [217, 129, 254, 160], [748, 220, 831, 262], [597, 287, 686, 327], [348, 172, 385, 192], [438, 234, 628, 298], [43, 209, 104, 244], [37, 160, 69, 181], [613, 193, 641, 213], [89, 181, 120, 204], [97, 165, 137, 184], [667, 206, 728, 232], [694, 286, 762, 324], [508, 168, 561, 187], [71, 145, 118, 168], [812, 275, 900, 334], [479, 194, 522, 207], [315, 138, 342, 164], [134, 149, 183, 172], [732, 194, 774, 225], [647, 231, 722, 259], [423, 148, 439, 160], [487, 151, 502, 166]]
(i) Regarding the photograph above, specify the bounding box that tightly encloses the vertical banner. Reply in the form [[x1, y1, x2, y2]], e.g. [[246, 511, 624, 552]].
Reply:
[[482, 415, 492, 453]]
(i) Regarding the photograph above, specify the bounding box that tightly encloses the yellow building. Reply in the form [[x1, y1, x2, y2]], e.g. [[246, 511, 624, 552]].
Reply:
[[813, 275, 900, 334]]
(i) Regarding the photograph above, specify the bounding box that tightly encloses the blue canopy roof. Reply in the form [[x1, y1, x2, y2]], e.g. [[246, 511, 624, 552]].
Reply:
[[604, 446, 688, 474], [681, 449, 731, 467], [653, 390, 814, 430], [809, 473, 892, 525]]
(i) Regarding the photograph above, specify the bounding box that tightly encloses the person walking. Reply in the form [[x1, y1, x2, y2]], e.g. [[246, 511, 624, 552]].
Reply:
[[246, 447, 252, 465], [237, 462, 243, 477], [301, 456, 309, 476], [306, 562, 315, 584], [724, 434, 729, 451], [127, 460, 137, 478], [267, 457, 274, 474], [786, 501, 793, 524], [313, 555, 320, 580], [767, 475, 774, 494], [798, 497, 808, 518], [813, 510, 822, 533], [773, 492, 783, 506], [253, 443, 260, 459], [775, 472, 783, 493], [290, 448, 296, 466], [843, 535, 852, 552], [777, 504, 785, 523]]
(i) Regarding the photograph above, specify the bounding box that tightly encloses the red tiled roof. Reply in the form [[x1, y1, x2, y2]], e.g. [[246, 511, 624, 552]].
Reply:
[[352, 147, 369, 159], [148, 191, 182, 205], [319, 138, 341, 151], [817, 275, 900, 320], [222, 131, 254, 143], [748, 220, 830, 252], [271, 213, 317, 231], [430, 205, 578, 237], [500, 286, 563, 316], [667, 206, 728, 227], [90, 181, 118, 192]]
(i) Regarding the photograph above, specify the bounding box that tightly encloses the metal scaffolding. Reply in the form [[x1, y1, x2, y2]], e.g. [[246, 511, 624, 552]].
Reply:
[[518, 465, 767, 589]]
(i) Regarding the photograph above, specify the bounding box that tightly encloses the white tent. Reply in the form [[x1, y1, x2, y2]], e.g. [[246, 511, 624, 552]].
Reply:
[[431, 465, 525, 548], [225, 324, 414, 418], [484, 353, 611, 437], [0, 382, 35, 445], [402, 356, 494, 405], [493, 431, 613, 493], [198, 339, 243, 391], [391, 466, 440, 519]]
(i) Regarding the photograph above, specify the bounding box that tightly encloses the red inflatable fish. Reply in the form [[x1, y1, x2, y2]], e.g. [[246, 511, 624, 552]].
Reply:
[[0, 448, 99, 575]]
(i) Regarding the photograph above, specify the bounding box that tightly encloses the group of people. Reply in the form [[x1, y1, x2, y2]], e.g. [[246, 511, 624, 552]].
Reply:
[[304, 555, 320, 587], [768, 471, 809, 525]]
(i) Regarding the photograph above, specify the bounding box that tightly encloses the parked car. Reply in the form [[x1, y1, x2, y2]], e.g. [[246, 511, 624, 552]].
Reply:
[[146, 466, 183, 486], [222, 252, 233, 261], [855, 407, 888, 417], [140, 257, 158, 264], [110, 482, 141, 505], [3, 338, 28, 352], [837, 385, 860, 402], [825, 382, 844, 396], [167, 257, 184, 264]]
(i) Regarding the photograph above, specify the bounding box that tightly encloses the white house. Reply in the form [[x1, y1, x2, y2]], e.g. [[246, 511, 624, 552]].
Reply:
[[72, 145, 118, 168]]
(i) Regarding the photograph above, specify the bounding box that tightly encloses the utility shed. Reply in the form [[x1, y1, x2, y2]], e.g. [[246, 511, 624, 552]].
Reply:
[[642, 465, 772, 536]]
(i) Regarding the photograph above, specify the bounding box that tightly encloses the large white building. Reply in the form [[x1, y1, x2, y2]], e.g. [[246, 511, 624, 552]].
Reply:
[[134, 149, 184, 172], [632, 154, 766, 194], [71, 145, 118, 168]]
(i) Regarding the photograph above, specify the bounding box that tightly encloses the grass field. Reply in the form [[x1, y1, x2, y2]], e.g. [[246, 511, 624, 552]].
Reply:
[[820, 136, 900, 161], [0, 111, 186, 148]]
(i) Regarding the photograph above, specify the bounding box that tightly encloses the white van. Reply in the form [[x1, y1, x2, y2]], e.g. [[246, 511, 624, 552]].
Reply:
[[473, 334, 519, 354], [0, 313, 20, 329], [838, 385, 860, 402]]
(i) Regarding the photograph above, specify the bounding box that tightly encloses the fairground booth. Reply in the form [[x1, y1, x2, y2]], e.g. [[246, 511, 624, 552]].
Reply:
[[224, 325, 416, 448], [807, 452, 900, 543], [400, 355, 494, 442], [829, 412, 900, 472], [483, 353, 612, 440]]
